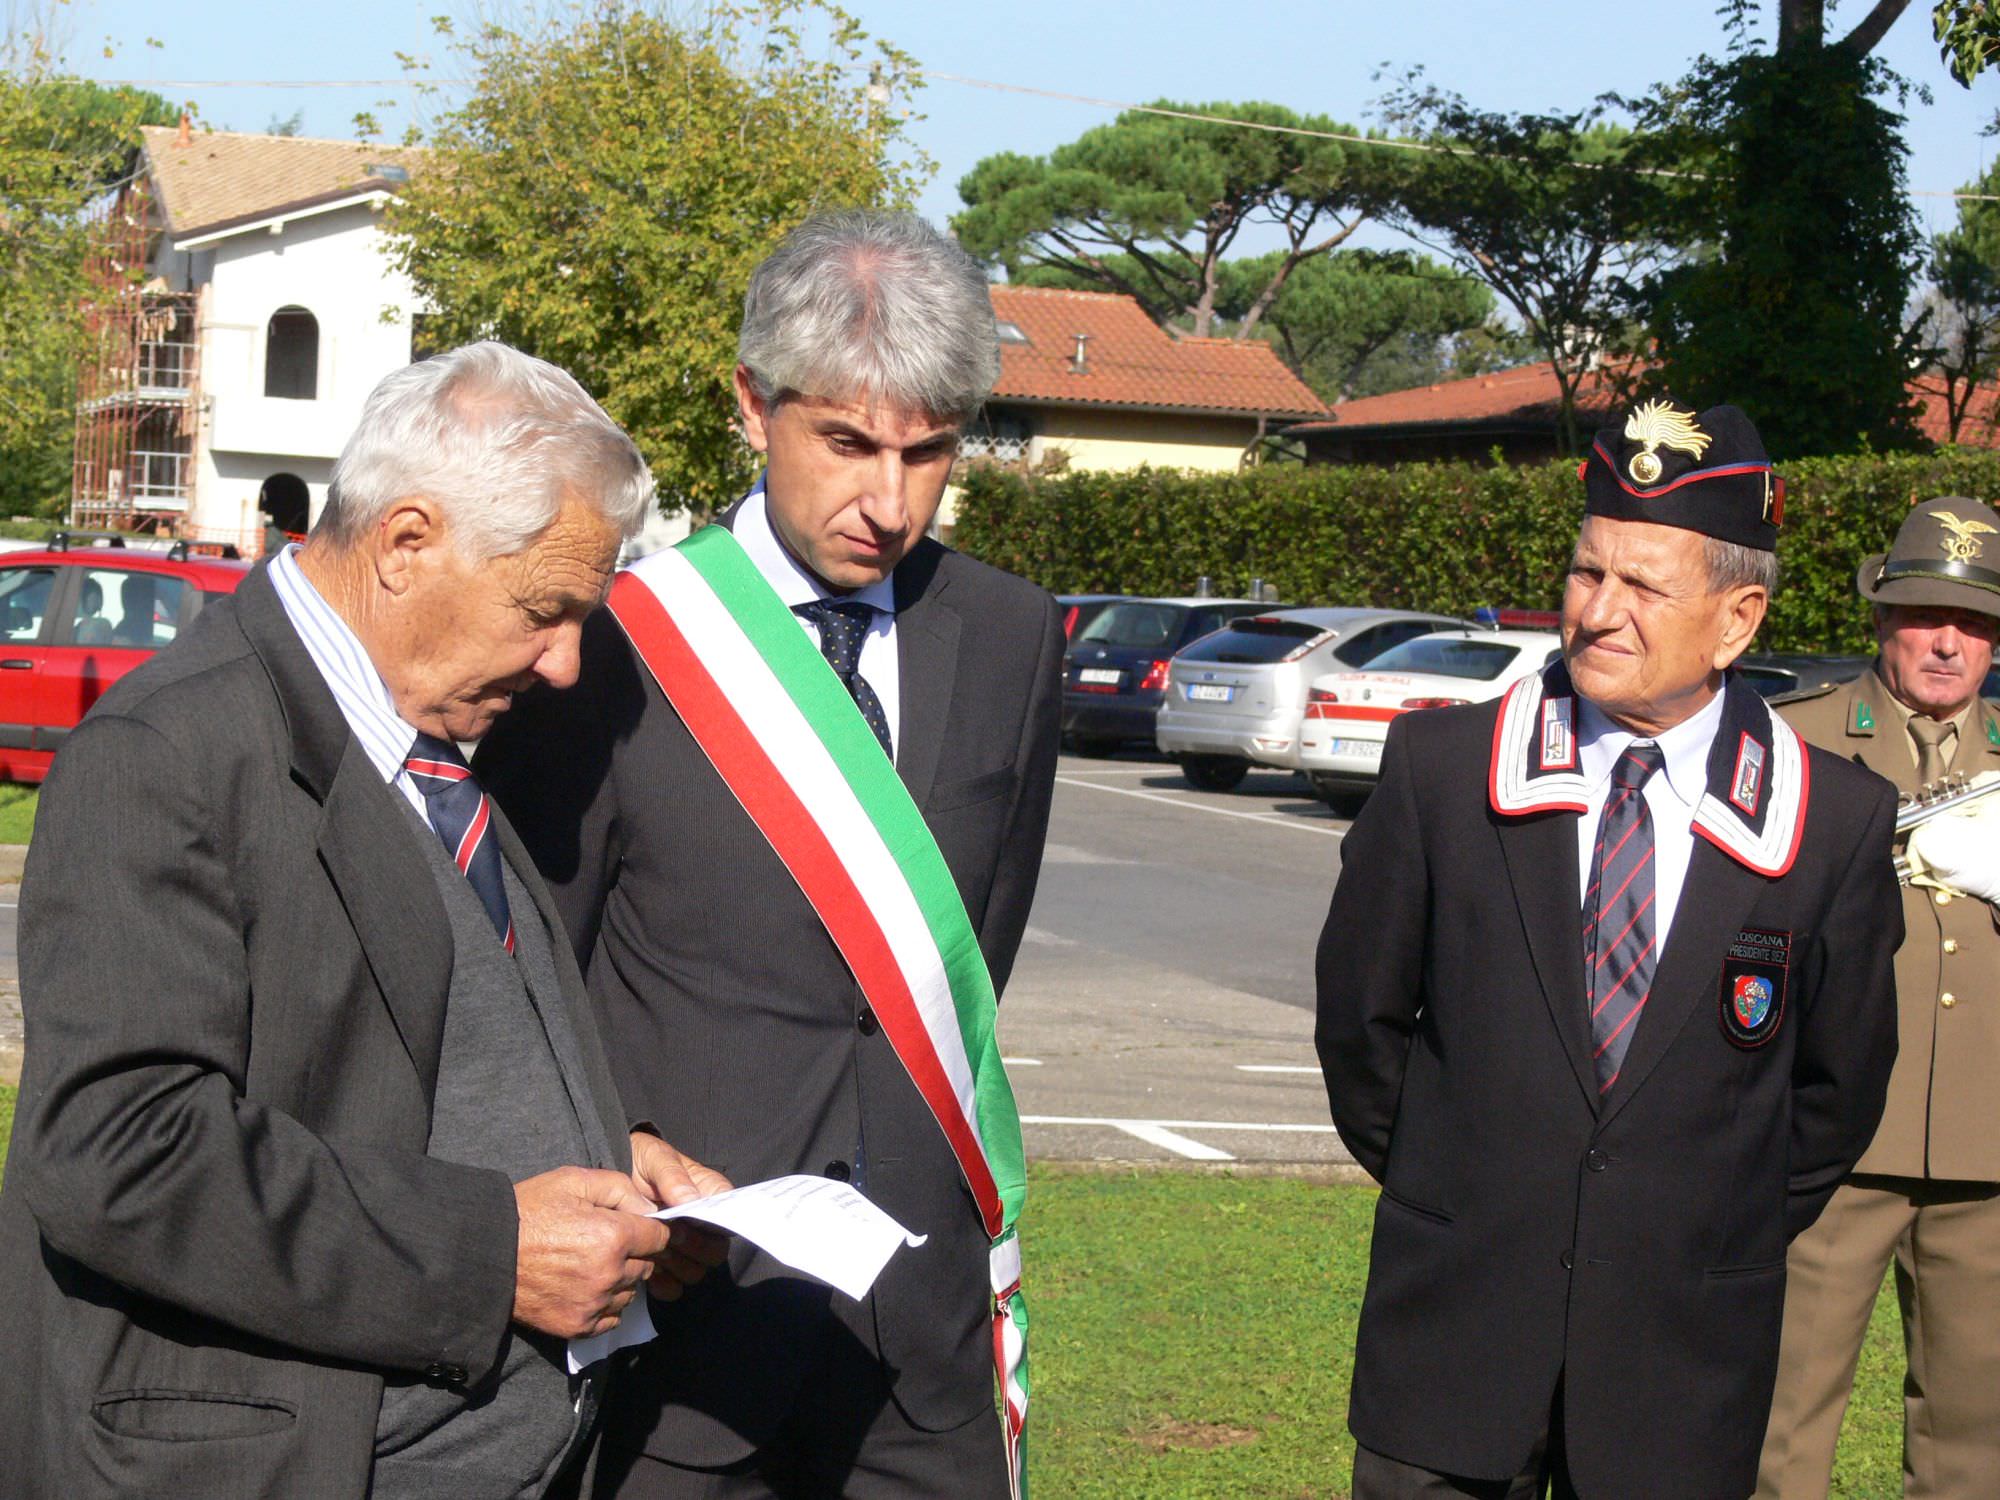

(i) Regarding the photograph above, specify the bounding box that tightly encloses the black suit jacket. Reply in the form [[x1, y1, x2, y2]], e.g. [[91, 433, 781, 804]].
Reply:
[[478, 525, 1063, 1466], [0, 567, 633, 1499], [1315, 666, 1900, 1500]]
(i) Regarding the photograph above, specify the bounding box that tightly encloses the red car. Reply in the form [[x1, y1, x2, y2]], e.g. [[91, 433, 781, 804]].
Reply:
[[0, 536, 252, 783]]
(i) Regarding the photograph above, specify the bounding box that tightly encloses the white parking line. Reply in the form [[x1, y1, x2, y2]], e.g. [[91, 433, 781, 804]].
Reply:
[[1114, 1122, 1236, 1161], [1053, 776, 1345, 836], [1054, 765, 1176, 776], [1235, 1065, 1320, 1074], [1021, 1113, 1340, 1162], [1002, 1057, 1043, 1066], [1022, 1115, 1340, 1134]]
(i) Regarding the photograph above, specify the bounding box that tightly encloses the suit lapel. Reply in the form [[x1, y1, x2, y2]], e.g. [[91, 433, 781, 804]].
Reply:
[[1599, 842, 1764, 1128], [315, 750, 454, 1098], [893, 541, 958, 811], [1495, 809, 1599, 1111], [234, 564, 454, 1099]]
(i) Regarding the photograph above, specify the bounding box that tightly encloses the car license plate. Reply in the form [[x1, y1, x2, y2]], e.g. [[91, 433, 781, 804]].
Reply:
[[1327, 738, 1384, 760], [1186, 683, 1233, 702], [1078, 668, 1122, 685]]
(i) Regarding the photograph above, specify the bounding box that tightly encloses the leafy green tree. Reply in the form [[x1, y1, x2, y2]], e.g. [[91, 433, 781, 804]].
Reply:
[[1633, 3, 1924, 456], [1934, 0, 2000, 82], [386, 2, 926, 515], [954, 102, 1400, 339], [1375, 85, 1680, 454], [1216, 249, 1496, 402], [0, 40, 176, 517], [1921, 159, 2000, 439]]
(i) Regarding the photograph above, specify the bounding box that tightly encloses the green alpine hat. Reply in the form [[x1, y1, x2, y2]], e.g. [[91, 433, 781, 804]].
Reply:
[[1857, 496, 2000, 620]]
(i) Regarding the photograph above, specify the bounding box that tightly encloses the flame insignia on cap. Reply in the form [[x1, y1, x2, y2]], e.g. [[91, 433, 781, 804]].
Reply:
[[1623, 400, 1711, 486]]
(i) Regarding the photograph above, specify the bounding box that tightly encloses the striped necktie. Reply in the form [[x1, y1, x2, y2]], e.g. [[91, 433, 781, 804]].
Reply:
[[405, 732, 515, 953], [795, 599, 893, 760], [1584, 742, 1664, 1096]]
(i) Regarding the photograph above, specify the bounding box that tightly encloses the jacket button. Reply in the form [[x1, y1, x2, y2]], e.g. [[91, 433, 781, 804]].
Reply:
[[1585, 1149, 1608, 1172], [857, 1007, 879, 1036], [1944, 939, 1959, 955], [824, 1160, 850, 1181], [1942, 993, 1958, 1008], [1937, 891, 1954, 906], [1560, 1249, 1574, 1269]]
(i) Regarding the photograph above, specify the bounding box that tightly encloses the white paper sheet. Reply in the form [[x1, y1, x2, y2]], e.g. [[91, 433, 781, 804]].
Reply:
[[567, 1175, 927, 1373]]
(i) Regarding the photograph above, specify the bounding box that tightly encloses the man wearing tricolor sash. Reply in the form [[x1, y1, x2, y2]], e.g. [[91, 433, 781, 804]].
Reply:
[[1316, 400, 1901, 1499], [481, 211, 1062, 1499]]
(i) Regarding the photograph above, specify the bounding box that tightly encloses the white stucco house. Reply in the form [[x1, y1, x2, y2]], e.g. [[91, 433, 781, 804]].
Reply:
[[73, 123, 426, 553]]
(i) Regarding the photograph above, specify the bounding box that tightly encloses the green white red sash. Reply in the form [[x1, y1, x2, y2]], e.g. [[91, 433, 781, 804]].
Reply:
[[609, 520, 1031, 1495]]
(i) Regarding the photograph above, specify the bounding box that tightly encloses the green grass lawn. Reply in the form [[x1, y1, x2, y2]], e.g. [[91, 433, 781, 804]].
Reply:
[[0, 784, 36, 845], [1017, 1167, 1903, 1498], [0, 1096, 1901, 1496]]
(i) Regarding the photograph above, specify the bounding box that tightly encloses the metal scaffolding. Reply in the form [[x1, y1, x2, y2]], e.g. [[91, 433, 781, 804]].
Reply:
[[70, 180, 200, 538]]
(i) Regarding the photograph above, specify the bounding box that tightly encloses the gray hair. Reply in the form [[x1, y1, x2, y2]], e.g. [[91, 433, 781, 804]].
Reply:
[[1704, 536, 1779, 595], [319, 341, 655, 559], [737, 210, 1000, 422]]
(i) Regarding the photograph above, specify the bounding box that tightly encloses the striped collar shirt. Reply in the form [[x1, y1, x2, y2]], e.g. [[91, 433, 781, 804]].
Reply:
[[267, 544, 431, 825]]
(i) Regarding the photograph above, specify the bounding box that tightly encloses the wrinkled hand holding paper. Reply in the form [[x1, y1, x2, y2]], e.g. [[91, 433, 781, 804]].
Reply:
[[568, 1174, 927, 1373]]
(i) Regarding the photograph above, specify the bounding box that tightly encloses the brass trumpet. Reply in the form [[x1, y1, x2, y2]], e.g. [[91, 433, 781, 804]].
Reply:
[[1894, 771, 2000, 883]]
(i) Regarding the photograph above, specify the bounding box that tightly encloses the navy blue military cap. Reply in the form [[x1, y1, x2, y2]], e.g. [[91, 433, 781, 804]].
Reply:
[[1581, 399, 1782, 553]]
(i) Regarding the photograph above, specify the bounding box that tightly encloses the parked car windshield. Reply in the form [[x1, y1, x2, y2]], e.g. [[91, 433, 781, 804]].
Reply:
[[1177, 618, 1324, 665], [1363, 636, 1522, 681], [1076, 602, 1186, 650]]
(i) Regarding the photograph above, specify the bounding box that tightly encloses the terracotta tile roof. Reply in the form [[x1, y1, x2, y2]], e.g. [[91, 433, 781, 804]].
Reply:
[[1911, 377, 2000, 448], [1286, 361, 1626, 434], [1293, 360, 2000, 451], [140, 126, 421, 237], [988, 286, 1327, 420]]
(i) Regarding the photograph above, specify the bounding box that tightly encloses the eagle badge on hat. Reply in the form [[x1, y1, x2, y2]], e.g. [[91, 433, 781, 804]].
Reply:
[[1937, 510, 1997, 565], [1623, 400, 1711, 486]]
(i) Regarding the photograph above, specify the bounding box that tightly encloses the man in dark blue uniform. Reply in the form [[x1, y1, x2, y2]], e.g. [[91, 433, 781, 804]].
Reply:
[[1317, 400, 1901, 1499]]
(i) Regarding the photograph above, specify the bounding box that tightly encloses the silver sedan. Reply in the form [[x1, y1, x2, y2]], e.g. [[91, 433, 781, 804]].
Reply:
[[1154, 607, 1463, 790]]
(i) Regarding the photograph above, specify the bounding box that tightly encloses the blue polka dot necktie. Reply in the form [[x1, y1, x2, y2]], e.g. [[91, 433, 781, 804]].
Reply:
[[1583, 742, 1664, 1096], [405, 732, 515, 953], [796, 599, 893, 761]]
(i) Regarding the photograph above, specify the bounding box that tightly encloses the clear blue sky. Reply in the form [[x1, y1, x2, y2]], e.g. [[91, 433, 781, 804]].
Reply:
[[66, 0, 2000, 250]]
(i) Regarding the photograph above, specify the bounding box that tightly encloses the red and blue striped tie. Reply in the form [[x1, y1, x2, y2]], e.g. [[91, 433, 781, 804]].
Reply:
[[1584, 743, 1664, 1096], [405, 732, 515, 953]]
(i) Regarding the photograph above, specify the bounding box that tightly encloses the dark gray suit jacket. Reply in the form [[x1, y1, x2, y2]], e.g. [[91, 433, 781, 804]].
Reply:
[[0, 566, 634, 1499], [478, 526, 1063, 1467]]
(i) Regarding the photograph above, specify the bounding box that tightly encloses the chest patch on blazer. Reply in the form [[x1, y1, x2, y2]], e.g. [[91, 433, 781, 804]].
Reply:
[[1720, 926, 1791, 1048]]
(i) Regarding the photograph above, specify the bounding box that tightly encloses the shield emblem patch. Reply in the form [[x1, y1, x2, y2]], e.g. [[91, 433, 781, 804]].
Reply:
[[1720, 926, 1790, 1049]]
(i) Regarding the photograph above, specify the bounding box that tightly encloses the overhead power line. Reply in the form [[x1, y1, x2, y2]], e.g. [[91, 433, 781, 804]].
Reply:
[[93, 68, 2000, 202]]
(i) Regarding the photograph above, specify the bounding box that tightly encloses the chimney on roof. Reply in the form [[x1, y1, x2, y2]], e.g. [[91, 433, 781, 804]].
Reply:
[[175, 112, 192, 148], [1070, 333, 1090, 374]]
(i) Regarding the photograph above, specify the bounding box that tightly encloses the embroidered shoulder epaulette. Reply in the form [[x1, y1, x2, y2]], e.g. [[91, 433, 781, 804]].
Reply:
[[1765, 682, 1839, 708]]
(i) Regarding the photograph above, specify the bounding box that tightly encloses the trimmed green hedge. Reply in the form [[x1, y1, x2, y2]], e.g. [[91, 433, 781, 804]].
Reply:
[[952, 449, 2000, 654]]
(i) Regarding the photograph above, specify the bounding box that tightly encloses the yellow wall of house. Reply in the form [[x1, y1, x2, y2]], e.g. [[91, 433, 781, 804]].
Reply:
[[937, 407, 1263, 534]]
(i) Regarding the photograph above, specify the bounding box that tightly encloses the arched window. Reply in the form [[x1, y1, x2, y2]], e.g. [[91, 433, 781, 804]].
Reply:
[[265, 306, 319, 400], [259, 472, 311, 537]]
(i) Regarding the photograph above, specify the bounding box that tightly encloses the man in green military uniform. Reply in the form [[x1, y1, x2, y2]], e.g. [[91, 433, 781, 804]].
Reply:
[[1758, 497, 2000, 1498]]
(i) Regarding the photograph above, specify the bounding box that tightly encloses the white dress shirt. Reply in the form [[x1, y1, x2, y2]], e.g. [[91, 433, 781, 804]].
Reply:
[[734, 486, 901, 758], [267, 544, 434, 828], [1573, 688, 1726, 948]]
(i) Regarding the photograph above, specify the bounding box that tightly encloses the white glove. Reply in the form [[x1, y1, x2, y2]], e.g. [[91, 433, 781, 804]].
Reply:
[[1908, 791, 2000, 905]]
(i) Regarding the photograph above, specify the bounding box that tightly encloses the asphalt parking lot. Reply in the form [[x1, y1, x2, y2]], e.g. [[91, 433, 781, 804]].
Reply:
[[1001, 750, 1360, 1172], [0, 753, 1364, 1171]]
